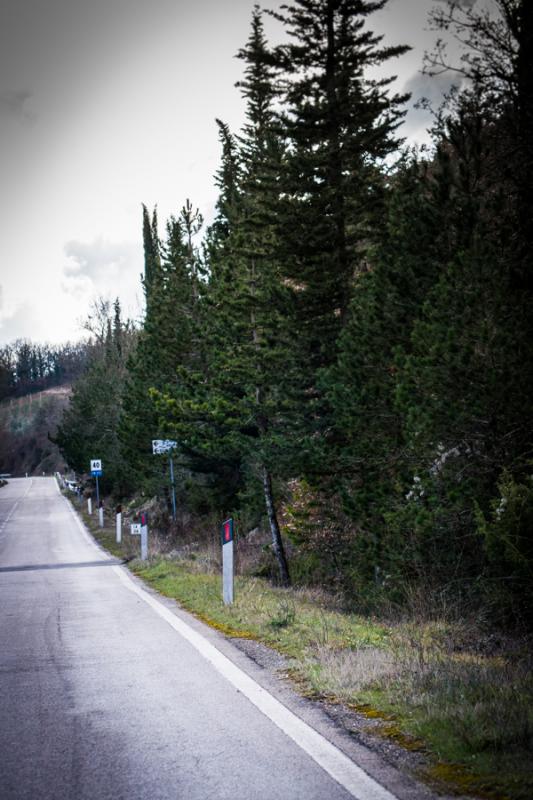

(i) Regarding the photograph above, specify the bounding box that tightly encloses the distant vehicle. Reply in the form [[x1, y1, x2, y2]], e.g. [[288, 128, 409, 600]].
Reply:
[[64, 479, 79, 492]]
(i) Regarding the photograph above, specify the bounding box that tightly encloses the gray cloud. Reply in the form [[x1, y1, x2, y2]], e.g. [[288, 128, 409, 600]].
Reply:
[[404, 70, 464, 109], [0, 90, 35, 124], [399, 70, 465, 145]]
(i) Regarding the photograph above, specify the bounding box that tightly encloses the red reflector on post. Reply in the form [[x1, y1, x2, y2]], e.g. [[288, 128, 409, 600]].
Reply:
[[221, 518, 234, 545]]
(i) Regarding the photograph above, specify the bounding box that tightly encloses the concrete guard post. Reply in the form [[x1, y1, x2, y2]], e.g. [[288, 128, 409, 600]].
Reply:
[[221, 518, 234, 605], [116, 505, 122, 544], [140, 513, 148, 560]]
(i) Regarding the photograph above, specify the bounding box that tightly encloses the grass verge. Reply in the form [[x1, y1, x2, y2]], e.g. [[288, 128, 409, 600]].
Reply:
[[73, 495, 533, 800]]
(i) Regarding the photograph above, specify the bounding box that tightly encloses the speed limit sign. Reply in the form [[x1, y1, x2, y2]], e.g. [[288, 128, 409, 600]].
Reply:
[[90, 459, 102, 476]]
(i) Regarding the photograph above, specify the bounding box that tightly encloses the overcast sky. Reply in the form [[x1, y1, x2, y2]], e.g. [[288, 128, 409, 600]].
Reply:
[[0, 0, 476, 345]]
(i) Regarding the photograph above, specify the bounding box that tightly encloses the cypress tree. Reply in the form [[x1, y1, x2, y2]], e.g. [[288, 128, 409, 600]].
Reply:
[[141, 204, 161, 308], [119, 206, 197, 498]]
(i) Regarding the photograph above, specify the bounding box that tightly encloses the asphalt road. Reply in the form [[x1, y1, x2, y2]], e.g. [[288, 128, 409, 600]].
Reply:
[[0, 478, 422, 800]]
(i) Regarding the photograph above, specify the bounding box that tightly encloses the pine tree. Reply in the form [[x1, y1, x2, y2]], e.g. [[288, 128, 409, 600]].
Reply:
[[271, 0, 409, 371], [155, 7, 297, 584]]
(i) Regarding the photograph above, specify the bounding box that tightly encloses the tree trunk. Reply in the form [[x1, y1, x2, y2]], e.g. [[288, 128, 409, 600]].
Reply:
[[262, 465, 291, 587]]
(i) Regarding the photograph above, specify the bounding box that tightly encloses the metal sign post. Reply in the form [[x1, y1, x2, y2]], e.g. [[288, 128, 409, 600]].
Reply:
[[221, 518, 234, 605], [152, 440, 177, 520], [169, 456, 177, 520], [90, 459, 103, 508]]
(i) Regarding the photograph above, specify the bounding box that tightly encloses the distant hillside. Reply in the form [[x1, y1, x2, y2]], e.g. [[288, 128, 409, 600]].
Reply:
[[0, 386, 71, 476]]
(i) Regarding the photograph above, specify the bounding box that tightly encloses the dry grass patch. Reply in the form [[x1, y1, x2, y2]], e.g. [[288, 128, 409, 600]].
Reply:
[[301, 645, 400, 702]]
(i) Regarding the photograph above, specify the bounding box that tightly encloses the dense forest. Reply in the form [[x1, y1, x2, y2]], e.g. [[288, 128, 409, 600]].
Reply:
[[55, 0, 532, 627], [0, 339, 89, 400], [0, 338, 92, 476]]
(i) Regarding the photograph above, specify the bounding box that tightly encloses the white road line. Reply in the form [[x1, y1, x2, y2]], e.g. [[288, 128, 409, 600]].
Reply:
[[62, 490, 397, 800], [0, 479, 33, 539]]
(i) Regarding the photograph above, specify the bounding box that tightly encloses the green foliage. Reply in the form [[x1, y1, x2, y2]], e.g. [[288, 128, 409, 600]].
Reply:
[[55, 0, 533, 624], [54, 300, 135, 495], [153, 7, 297, 583], [119, 201, 205, 502], [273, 0, 409, 372], [476, 471, 533, 621], [0, 339, 89, 401], [0, 389, 70, 475]]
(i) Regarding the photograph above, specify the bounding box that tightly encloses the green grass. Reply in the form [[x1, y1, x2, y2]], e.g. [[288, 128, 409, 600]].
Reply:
[[131, 561, 533, 800], [70, 494, 533, 800], [132, 559, 389, 656]]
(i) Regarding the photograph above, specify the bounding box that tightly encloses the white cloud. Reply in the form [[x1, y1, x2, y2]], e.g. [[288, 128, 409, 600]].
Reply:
[[63, 238, 142, 293], [0, 302, 40, 342], [61, 238, 144, 325]]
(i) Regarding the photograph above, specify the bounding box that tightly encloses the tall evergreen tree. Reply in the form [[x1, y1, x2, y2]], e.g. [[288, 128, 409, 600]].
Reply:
[[271, 0, 409, 371], [155, 7, 297, 583], [141, 204, 161, 308], [119, 206, 198, 497]]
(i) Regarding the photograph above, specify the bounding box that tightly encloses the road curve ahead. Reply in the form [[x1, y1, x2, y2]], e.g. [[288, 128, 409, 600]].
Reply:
[[1, 478, 404, 800]]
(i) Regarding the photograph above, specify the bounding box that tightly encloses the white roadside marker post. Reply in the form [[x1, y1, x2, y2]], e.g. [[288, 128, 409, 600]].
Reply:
[[88, 497, 93, 515], [98, 501, 104, 528], [140, 513, 148, 561], [130, 516, 148, 560], [222, 518, 234, 605], [116, 505, 122, 544]]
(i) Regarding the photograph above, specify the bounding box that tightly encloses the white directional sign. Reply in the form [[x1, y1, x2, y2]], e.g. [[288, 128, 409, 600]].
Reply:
[[90, 459, 102, 476], [152, 439, 177, 455], [130, 523, 142, 536]]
